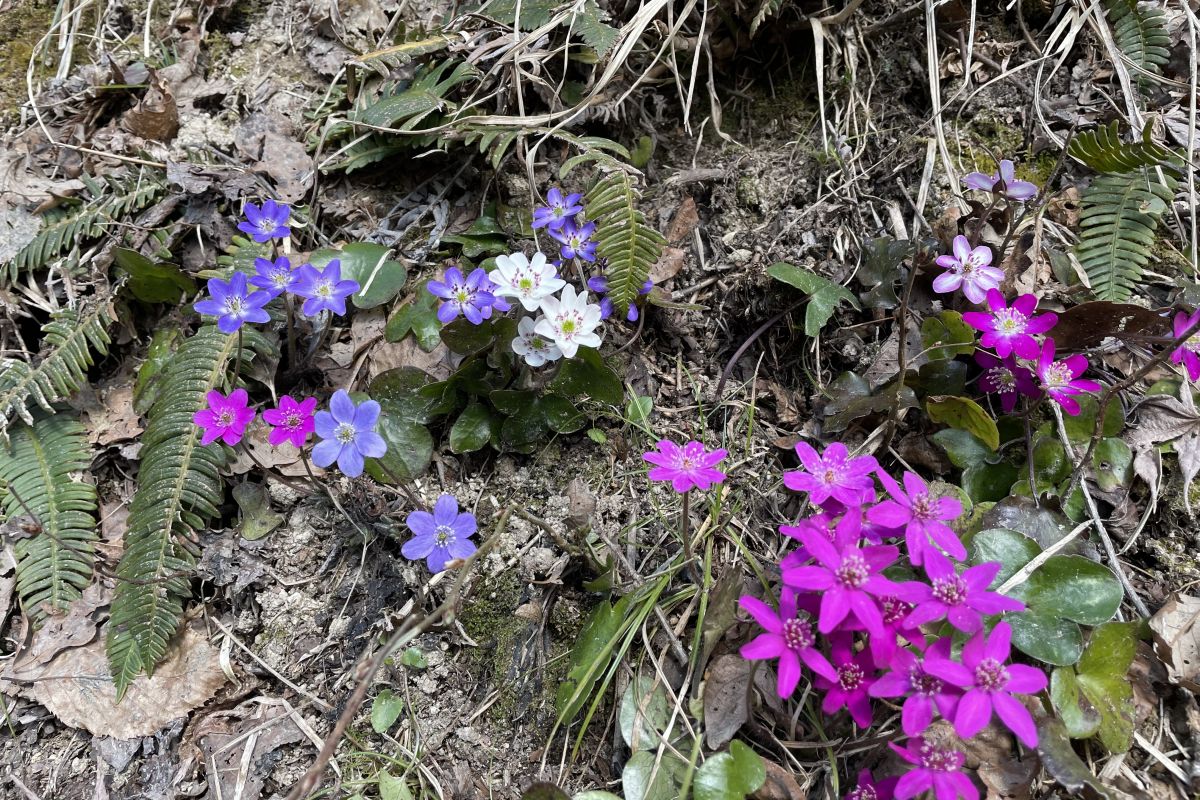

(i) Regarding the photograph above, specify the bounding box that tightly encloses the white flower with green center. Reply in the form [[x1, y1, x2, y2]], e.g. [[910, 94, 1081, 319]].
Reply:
[[488, 251, 565, 312], [534, 284, 603, 359], [512, 316, 563, 367]]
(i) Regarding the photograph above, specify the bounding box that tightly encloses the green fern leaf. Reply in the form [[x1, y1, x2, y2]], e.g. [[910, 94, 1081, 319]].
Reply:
[[0, 304, 115, 440], [586, 170, 665, 314], [474, 0, 560, 30], [333, 135, 408, 173], [352, 60, 478, 130], [1069, 121, 1178, 173], [351, 34, 456, 76], [106, 326, 272, 697], [750, 0, 787, 35], [0, 414, 97, 622], [1076, 169, 1176, 302], [1103, 0, 1170, 76], [573, 0, 619, 59]]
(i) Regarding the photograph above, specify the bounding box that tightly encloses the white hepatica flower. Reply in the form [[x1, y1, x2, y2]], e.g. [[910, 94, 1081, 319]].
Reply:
[[488, 251, 566, 312], [511, 316, 564, 367], [534, 284, 603, 359]]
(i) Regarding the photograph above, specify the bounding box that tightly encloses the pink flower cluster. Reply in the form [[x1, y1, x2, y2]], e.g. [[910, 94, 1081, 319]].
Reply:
[[739, 443, 1047, 800], [193, 390, 316, 448]]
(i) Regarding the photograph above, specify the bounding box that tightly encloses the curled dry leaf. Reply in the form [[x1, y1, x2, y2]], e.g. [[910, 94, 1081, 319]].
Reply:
[[122, 72, 179, 142], [1149, 593, 1200, 692], [750, 758, 806, 800]]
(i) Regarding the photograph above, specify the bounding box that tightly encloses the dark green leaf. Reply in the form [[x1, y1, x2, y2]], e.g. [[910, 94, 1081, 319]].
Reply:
[[551, 347, 624, 405], [539, 394, 586, 434], [693, 741, 767, 800], [114, 247, 197, 304], [385, 283, 442, 350], [619, 675, 672, 749], [379, 771, 413, 800], [556, 596, 630, 721], [365, 412, 434, 482], [1010, 609, 1084, 666], [1037, 718, 1124, 800], [969, 528, 1040, 586], [371, 689, 404, 734], [440, 317, 497, 355], [450, 403, 500, 453], [311, 243, 408, 309], [766, 262, 859, 337], [134, 328, 181, 414], [232, 483, 284, 541], [912, 360, 968, 397], [1023, 555, 1123, 626], [1075, 621, 1139, 752], [926, 395, 1000, 450], [519, 784, 571, 800], [962, 461, 1019, 503], [932, 428, 995, 469], [622, 751, 684, 800], [1061, 395, 1124, 444], [921, 310, 976, 360], [1092, 438, 1133, 493]]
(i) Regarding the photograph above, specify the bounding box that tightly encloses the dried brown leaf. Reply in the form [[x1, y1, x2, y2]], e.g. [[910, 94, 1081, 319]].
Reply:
[[1149, 593, 1200, 692], [703, 654, 751, 750]]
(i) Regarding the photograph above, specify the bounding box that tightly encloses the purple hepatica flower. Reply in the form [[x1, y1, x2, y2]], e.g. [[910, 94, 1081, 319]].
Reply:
[[1035, 339, 1102, 416], [816, 634, 877, 728], [402, 495, 478, 572], [868, 471, 965, 566], [963, 159, 1039, 203], [427, 266, 496, 325], [738, 589, 838, 697], [193, 271, 272, 334], [532, 187, 584, 231], [193, 388, 256, 446], [643, 439, 727, 493], [238, 199, 291, 243], [1170, 308, 1200, 381], [933, 236, 1004, 305], [782, 513, 901, 639], [312, 390, 387, 478], [925, 621, 1047, 748], [550, 218, 598, 262], [261, 395, 318, 448], [588, 275, 653, 322], [975, 351, 1040, 413], [870, 638, 961, 736], [292, 259, 360, 317], [963, 289, 1057, 359], [897, 549, 1025, 633], [785, 441, 878, 506], [890, 737, 978, 800], [845, 769, 898, 800], [249, 256, 299, 298]]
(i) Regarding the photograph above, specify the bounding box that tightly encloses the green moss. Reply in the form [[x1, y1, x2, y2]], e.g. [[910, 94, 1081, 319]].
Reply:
[[964, 116, 1057, 186], [0, 0, 56, 123]]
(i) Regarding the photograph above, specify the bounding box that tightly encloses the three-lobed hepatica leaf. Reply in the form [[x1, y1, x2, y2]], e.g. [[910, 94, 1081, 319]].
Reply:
[[766, 262, 860, 336], [385, 281, 442, 351], [970, 528, 1123, 666], [926, 395, 1000, 450], [1050, 621, 1140, 752], [921, 310, 976, 361], [113, 247, 197, 304], [551, 346, 623, 405], [310, 242, 408, 309], [931, 428, 1018, 504]]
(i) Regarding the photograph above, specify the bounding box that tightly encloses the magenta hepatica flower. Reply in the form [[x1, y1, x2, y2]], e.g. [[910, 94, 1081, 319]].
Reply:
[[933, 236, 1004, 305], [643, 440, 727, 492], [870, 638, 960, 736], [550, 218, 598, 262], [512, 316, 563, 367], [816, 634, 877, 728], [193, 388, 256, 446], [925, 622, 1047, 747], [785, 441, 878, 506], [963, 159, 1038, 202], [845, 769, 898, 800], [975, 352, 1039, 413], [738, 590, 838, 696], [868, 471, 965, 566], [193, 271, 272, 334], [890, 737, 977, 800], [962, 289, 1057, 359], [1035, 339, 1102, 416], [427, 266, 496, 325], [249, 256, 298, 298], [782, 514, 901, 638], [1170, 308, 1200, 381], [292, 260, 360, 317], [238, 199, 291, 242], [488, 251, 565, 312], [312, 390, 387, 478], [532, 187, 584, 231], [534, 284, 603, 358], [897, 549, 1025, 633], [261, 395, 318, 448], [402, 494, 478, 572]]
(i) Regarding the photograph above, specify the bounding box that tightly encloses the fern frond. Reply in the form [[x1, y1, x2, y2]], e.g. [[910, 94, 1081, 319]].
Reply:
[[1103, 0, 1170, 76], [350, 34, 456, 76], [331, 135, 408, 173], [0, 414, 97, 622], [1069, 121, 1178, 173], [0, 303, 115, 440], [1076, 169, 1176, 302], [106, 326, 273, 697], [750, 0, 787, 35], [573, 0, 620, 59], [586, 170, 665, 313], [215, 235, 272, 275], [4, 169, 166, 282], [352, 60, 479, 130]]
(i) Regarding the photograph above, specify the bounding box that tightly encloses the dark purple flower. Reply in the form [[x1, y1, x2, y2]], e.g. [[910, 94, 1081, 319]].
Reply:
[[816, 634, 877, 728], [1035, 339, 1102, 416], [785, 442, 877, 506], [845, 769, 898, 800], [870, 638, 961, 736], [261, 395, 317, 448], [238, 199, 291, 242], [890, 737, 978, 800], [738, 589, 838, 697], [427, 266, 496, 325], [781, 513, 901, 638], [550, 218, 598, 262], [962, 290, 1057, 359], [975, 352, 1040, 413], [292, 260, 360, 317], [643, 440, 727, 493], [249, 256, 299, 298], [402, 494, 478, 572], [588, 275, 652, 321], [896, 549, 1024, 633], [867, 471, 965, 566], [193, 388, 256, 446], [962, 159, 1038, 202], [193, 271, 272, 334], [312, 390, 387, 478], [924, 621, 1047, 747], [1170, 309, 1200, 381], [532, 187, 584, 231]]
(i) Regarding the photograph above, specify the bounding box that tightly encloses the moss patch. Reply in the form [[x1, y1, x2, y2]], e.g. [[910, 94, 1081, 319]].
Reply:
[[0, 0, 55, 123], [964, 116, 1057, 186]]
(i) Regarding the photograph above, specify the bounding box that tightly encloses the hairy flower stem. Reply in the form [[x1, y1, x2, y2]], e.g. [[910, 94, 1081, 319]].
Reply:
[[284, 295, 299, 373], [232, 328, 244, 388], [680, 491, 699, 583], [880, 250, 926, 453], [1023, 397, 1038, 505]]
